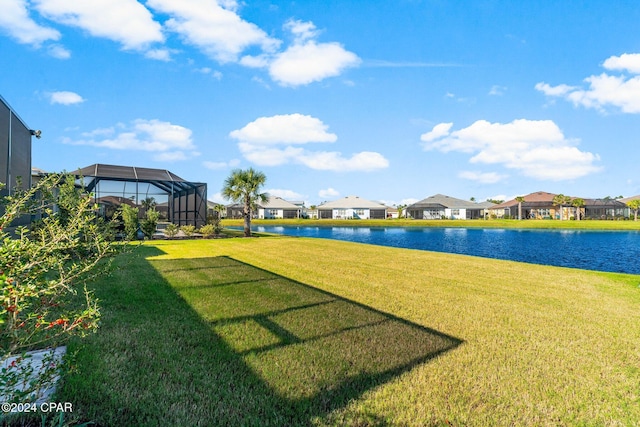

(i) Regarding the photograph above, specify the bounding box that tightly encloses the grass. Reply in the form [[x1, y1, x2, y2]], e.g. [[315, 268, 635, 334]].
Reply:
[[46, 237, 640, 426], [223, 217, 640, 230]]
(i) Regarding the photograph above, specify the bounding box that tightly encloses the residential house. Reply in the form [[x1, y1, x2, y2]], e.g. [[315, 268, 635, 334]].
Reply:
[[385, 205, 399, 219], [490, 191, 562, 219], [258, 196, 301, 219], [490, 191, 629, 220], [406, 194, 490, 219], [317, 196, 387, 219], [225, 203, 245, 219]]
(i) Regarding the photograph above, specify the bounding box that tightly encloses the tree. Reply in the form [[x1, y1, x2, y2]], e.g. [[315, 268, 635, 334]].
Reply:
[[571, 198, 585, 221], [515, 196, 525, 220], [221, 168, 267, 237], [552, 194, 571, 220], [486, 198, 504, 204], [397, 204, 407, 218], [627, 199, 640, 221], [141, 197, 156, 211]]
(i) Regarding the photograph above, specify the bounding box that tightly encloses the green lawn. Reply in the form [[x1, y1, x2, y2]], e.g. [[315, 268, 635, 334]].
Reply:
[[52, 237, 639, 426], [223, 217, 640, 230]]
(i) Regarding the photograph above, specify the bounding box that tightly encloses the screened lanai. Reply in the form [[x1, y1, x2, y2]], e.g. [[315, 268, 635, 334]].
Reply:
[[75, 164, 207, 227]]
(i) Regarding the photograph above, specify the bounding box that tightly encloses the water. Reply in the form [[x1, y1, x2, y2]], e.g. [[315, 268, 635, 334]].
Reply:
[[243, 226, 640, 274]]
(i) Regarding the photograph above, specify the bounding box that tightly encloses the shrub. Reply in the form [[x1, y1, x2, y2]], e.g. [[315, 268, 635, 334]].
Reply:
[[164, 223, 179, 238], [0, 173, 123, 403], [199, 224, 215, 238], [180, 225, 196, 237], [121, 204, 139, 240], [141, 209, 160, 239]]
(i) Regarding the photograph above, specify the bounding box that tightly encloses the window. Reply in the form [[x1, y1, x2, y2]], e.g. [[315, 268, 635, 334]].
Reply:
[[268, 209, 278, 216], [451, 209, 460, 216], [354, 209, 365, 216]]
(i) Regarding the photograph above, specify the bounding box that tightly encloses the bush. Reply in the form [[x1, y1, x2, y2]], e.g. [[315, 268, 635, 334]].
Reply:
[[199, 224, 215, 238], [121, 204, 139, 240], [164, 223, 179, 238], [141, 209, 160, 239], [180, 225, 196, 237], [0, 174, 123, 403]]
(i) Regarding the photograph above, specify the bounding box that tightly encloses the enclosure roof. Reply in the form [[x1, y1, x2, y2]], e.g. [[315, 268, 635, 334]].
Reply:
[[1, 94, 32, 130], [75, 164, 187, 182]]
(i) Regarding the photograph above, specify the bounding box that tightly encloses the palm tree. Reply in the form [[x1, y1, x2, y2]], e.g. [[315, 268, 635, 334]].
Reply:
[[221, 168, 267, 237], [141, 197, 156, 211], [515, 196, 525, 220], [627, 199, 640, 221], [552, 194, 571, 220], [571, 198, 585, 221]]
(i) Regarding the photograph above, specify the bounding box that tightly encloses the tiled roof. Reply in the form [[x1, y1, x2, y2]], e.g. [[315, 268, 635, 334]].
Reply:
[[491, 191, 558, 209]]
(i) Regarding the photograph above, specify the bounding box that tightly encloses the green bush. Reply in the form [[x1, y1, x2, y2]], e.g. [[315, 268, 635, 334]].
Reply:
[[141, 209, 160, 239], [164, 223, 179, 238], [121, 204, 139, 240], [199, 224, 215, 238], [180, 225, 196, 237], [0, 173, 123, 403]]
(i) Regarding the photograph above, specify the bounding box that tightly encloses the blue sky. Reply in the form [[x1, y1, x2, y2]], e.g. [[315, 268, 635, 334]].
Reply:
[[2, 1, 640, 206]]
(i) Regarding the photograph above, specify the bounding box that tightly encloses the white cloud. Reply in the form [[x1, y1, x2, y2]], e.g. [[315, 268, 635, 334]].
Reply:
[[33, 0, 164, 50], [319, 188, 339, 199], [231, 114, 389, 172], [458, 170, 507, 184], [203, 159, 240, 170], [229, 114, 337, 145], [266, 188, 306, 200], [283, 19, 319, 42], [603, 53, 640, 73], [420, 122, 452, 142], [0, 0, 60, 46], [4, 2, 357, 85], [536, 53, 640, 113], [64, 119, 198, 161], [268, 38, 360, 87], [240, 19, 360, 87], [146, 0, 279, 63], [422, 119, 601, 181], [48, 91, 84, 105]]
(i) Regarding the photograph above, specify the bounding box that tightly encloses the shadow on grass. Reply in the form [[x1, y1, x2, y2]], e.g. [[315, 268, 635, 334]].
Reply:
[[55, 246, 462, 426]]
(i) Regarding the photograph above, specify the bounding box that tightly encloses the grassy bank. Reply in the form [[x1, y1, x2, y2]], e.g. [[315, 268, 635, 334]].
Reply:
[[53, 237, 639, 426], [222, 218, 640, 230]]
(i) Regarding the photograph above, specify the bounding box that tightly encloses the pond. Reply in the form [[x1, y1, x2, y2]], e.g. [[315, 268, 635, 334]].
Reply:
[[245, 226, 640, 275]]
